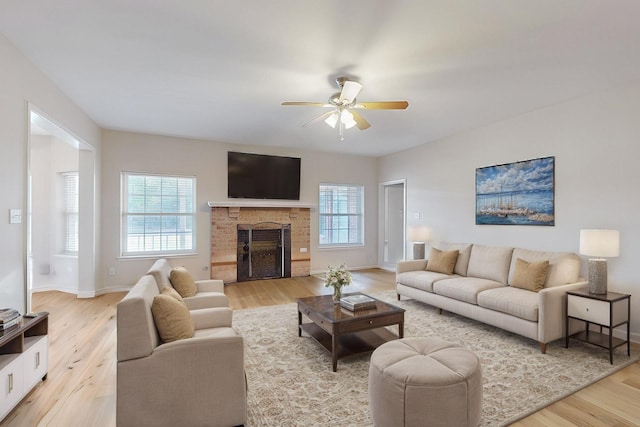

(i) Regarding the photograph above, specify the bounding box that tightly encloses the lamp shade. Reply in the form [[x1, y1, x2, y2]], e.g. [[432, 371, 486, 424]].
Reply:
[[579, 229, 620, 258], [408, 226, 431, 243]]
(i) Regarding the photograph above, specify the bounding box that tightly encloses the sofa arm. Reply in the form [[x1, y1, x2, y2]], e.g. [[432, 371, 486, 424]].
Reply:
[[117, 333, 246, 427], [195, 279, 225, 293], [184, 293, 229, 310], [191, 307, 233, 329], [537, 280, 588, 344], [396, 259, 428, 274]]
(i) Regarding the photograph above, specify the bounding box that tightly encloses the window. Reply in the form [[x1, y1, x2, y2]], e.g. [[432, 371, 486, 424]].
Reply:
[[319, 183, 364, 247], [122, 173, 196, 256], [62, 172, 79, 254]]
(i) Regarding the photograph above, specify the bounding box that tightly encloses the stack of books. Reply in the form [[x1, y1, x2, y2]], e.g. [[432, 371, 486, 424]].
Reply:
[[340, 294, 377, 311], [0, 308, 21, 330]]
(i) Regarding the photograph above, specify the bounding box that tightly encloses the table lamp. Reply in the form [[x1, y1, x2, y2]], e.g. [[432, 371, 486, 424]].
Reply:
[[408, 226, 431, 260], [579, 229, 619, 295]]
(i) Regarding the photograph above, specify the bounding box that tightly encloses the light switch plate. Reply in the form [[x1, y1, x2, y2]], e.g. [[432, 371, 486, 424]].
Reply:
[[9, 209, 22, 224]]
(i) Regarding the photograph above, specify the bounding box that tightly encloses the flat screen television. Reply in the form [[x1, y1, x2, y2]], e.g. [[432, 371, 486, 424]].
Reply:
[[228, 151, 301, 200]]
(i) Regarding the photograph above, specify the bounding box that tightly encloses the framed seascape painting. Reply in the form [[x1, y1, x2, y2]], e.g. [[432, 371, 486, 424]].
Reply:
[[475, 156, 555, 226]]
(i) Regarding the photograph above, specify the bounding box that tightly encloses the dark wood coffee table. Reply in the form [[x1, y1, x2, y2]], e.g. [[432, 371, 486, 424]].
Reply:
[[297, 293, 405, 371]]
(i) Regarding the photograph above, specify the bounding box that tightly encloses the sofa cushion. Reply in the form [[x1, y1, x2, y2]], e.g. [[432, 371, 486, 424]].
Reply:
[[151, 294, 195, 342], [433, 277, 505, 305], [170, 267, 198, 297], [426, 248, 459, 275], [161, 286, 185, 303], [477, 287, 539, 322], [508, 248, 581, 287], [466, 245, 513, 284], [396, 271, 452, 293], [436, 242, 472, 276], [510, 258, 549, 292]]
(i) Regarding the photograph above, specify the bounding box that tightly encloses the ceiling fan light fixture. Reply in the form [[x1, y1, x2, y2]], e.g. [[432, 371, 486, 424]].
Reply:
[[324, 112, 338, 128], [340, 109, 357, 129]]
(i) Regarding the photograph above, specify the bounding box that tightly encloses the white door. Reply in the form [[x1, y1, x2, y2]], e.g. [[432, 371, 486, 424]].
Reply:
[[381, 181, 405, 270]]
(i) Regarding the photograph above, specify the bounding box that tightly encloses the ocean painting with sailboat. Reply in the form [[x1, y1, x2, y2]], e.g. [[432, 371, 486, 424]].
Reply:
[[476, 156, 555, 226]]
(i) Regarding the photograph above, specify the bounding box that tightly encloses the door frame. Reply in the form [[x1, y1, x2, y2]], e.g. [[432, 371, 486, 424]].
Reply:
[[378, 179, 406, 271], [26, 104, 97, 310]]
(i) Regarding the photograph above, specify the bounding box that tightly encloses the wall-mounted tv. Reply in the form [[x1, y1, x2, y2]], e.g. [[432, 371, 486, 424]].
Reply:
[[228, 151, 301, 200]]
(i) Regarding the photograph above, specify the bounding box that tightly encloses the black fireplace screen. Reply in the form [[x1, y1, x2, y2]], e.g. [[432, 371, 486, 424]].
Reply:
[[237, 223, 291, 281]]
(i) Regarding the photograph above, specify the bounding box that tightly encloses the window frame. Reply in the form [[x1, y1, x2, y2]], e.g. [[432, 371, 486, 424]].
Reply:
[[61, 171, 79, 255], [121, 172, 197, 257], [318, 183, 365, 248]]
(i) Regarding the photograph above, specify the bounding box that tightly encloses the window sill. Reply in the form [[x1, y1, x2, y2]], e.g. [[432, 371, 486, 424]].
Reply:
[[317, 244, 364, 250], [118, 253, 198, 260]]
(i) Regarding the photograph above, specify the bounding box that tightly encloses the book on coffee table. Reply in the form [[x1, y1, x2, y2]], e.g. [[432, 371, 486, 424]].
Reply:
[[340, 294, 377, 311]]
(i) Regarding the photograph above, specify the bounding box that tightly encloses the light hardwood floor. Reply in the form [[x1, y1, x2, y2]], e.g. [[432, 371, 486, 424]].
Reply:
[[2, 269, 638, 426]]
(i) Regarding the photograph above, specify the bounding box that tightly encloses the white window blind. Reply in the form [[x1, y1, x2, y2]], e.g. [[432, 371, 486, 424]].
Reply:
[[62, 172, 79, 254], [319, 183, 364, 246], [122, 173, 196, 256]]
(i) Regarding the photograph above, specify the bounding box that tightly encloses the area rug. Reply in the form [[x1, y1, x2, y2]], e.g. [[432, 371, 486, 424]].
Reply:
[[233, 291, 638, 426]]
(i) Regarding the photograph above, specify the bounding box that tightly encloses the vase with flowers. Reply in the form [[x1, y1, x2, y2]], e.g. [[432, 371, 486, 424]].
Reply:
[[324, 264, 352, 303]]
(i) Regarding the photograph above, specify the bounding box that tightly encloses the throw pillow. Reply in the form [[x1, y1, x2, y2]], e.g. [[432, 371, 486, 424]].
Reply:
[[426, 248, 459, 275], [151, 294, 195, 342], [169, 266, 197, 297], [161, 286, 185, 303], [510, 258, 550, 292]]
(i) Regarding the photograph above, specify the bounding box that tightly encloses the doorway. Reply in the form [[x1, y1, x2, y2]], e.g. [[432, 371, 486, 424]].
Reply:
[[380, 180, 406, 271], [27, 108, 97, 311]]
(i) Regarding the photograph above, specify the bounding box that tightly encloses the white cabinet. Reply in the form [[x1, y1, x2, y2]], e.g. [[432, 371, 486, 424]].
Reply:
[[0, 355, 24, 419], [0, 314, 49, 421], [23, 336, 48, 391]]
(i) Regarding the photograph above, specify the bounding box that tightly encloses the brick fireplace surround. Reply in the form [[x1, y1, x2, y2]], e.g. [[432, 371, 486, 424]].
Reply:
[[209, 201, 312, 283]]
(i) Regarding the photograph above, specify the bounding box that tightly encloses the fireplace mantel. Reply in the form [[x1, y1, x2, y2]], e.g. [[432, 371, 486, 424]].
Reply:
[[208, 200, 316, 209]]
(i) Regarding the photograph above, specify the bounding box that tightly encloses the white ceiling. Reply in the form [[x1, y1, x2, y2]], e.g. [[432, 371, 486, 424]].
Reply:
[[2, 1, 640, 157]]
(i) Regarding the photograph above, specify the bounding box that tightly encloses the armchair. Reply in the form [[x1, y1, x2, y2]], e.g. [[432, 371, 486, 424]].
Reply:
[[147, 258, 228, 309], [116, 275, 246, 427]]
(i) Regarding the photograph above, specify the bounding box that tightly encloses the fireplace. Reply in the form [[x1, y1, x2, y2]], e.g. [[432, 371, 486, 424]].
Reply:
[[237, 223, 291, 281], [209, 202, 311, 283]]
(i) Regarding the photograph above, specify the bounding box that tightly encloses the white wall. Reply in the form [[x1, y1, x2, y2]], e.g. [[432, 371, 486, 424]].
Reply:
[[100, 130, 379, 288], [379, 80, 640, 339], [0, 33, 100, 313]]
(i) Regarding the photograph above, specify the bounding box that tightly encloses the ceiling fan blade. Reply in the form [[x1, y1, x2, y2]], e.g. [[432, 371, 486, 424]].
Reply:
[[353, 101, 409, 110], [281, 102, 329, 107], [339, 81, 363, 104], [302, 110, 337, 127], [350, 110, 371, 130]]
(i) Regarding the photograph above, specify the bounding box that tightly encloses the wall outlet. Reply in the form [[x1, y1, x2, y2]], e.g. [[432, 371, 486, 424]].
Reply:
[[108, 267, 116, 276]]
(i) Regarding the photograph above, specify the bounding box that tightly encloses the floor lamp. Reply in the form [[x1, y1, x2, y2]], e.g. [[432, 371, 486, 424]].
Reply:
[[579, 229, 620, 295]]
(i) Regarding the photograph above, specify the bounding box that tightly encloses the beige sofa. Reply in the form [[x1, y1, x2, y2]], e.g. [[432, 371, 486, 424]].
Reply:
[[396, 243, 586, 353], [147, 258, 229, 310], [116, 275, 247, 427]]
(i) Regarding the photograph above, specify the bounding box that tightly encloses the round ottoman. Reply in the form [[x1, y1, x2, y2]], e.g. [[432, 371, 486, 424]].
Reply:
[[368, 337, 482, 427]]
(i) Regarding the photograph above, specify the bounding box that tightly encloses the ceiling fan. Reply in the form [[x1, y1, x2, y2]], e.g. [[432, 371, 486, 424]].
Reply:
[[282, 77, 409, 140]]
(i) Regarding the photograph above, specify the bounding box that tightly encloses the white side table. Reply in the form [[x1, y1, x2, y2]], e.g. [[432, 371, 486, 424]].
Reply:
[[565, 287, 631, 364]]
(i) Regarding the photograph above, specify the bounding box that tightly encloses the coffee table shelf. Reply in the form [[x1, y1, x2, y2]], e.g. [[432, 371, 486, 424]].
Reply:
[[297, 293, 404, 371]]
